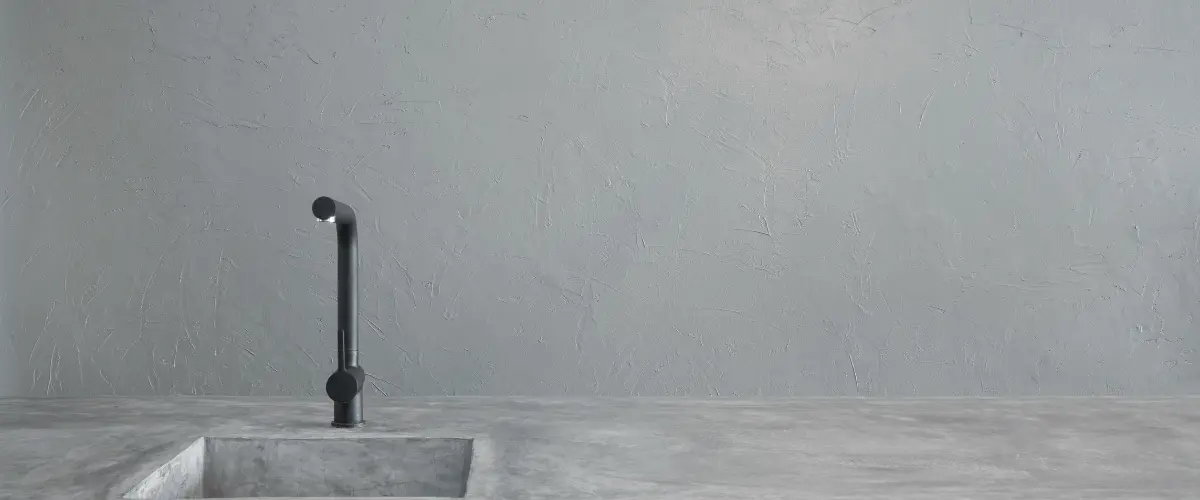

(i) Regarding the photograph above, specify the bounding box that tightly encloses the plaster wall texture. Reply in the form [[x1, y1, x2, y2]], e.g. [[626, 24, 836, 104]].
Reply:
[[1, 0, 1197, 397]]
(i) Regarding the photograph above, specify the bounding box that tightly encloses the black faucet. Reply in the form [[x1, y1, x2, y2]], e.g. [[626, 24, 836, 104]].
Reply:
[[312, 196, 365, 428]]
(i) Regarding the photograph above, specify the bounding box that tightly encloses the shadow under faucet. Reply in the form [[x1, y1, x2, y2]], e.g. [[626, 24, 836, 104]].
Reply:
[[312, 196, 365, 428]]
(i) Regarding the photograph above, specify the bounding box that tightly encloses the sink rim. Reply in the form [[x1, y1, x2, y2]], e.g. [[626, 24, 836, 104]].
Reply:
[[114, 433, 498, 500]]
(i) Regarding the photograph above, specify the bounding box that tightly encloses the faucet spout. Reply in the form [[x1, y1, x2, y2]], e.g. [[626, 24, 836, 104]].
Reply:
[[313, 196, 365, 428]]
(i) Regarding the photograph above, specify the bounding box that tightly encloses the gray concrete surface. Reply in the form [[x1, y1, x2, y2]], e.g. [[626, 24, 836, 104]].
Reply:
[[3, 1, 1200, 398], [2, 396, 1200, 499]]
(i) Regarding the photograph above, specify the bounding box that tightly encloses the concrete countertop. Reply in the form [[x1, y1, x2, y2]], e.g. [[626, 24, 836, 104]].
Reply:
[[2, 396, 1199, 499]]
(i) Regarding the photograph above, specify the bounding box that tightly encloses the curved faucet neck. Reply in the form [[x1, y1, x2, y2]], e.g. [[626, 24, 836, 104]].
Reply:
[[336, 220, 358, 362]]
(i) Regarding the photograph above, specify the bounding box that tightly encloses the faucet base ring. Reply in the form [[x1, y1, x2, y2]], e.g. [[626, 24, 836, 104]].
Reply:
[[331, 420, 366, 429]]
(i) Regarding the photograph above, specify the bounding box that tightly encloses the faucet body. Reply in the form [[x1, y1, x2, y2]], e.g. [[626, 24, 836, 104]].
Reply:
[[312, 196, 365, 428]]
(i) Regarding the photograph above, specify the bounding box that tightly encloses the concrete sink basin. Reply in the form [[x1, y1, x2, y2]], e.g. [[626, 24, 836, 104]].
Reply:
[[122, 436, 491, 499]]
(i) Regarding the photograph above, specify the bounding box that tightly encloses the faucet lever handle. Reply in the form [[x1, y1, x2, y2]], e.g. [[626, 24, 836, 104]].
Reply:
[[336, 328, 348, 371], [326, 366, 364, 404]]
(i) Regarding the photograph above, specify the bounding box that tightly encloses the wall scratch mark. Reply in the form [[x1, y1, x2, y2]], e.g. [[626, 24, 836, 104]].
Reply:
[[29, 301, 56, 363], [19, 88, 38, 119], [917, 91, 934, 133], [365, 316, 387, 340]]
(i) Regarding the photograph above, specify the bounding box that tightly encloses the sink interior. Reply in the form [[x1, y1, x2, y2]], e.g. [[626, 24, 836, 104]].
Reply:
[[123, 437, 474, 499]]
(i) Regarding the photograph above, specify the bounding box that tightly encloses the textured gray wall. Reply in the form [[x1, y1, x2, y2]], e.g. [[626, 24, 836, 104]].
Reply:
[[1, 0, 1198, 397]]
